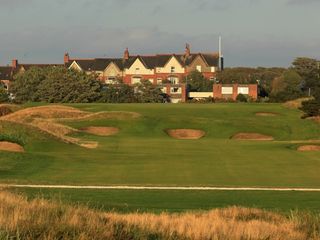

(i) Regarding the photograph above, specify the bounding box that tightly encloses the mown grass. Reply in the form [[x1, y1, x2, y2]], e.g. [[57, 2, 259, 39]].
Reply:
[[10, 188, 320, 213], [0, 103, 320, 213], [0, 191, 320, 240]]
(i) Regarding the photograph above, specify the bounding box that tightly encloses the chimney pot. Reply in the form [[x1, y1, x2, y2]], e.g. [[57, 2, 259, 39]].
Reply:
[[123, 48, 129, 60], [12, 59, 18, 69], [185, 43, 191, 57], [64, 52, 70, 64]]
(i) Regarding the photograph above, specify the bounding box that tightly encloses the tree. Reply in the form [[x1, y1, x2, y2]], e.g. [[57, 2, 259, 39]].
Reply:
[[292, 57, 320, 90], [0, 87, 9, 103], [10, 67, 46, 102], [99, 79, 135, 103], [37, 67, 101, 103], [134, 80, 165, 103], [183, 71, 213, 92], [269, 70, 303, 102], [11, 66, 101, 103], [216, 67, 286, 97]]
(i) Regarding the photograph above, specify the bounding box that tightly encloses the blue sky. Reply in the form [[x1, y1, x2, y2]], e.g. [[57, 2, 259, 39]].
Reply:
[[0, 0, 319, 67]]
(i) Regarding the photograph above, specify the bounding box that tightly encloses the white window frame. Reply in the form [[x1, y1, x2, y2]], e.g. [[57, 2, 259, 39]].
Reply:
[[222, 87, 233, 94]]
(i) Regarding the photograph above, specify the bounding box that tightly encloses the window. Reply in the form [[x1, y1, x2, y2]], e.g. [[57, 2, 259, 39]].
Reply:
[[148, 79, 154, 84], [157, 78, 163, 84], [170, 87, 181, 94], [171, 66, 175, 73], [196, 65, 202, 72], [221, 87, 233, 94], [105, 76, 116, 84], [161, 87, 167, 93], [132, 76, 142, 84], [211, 67, 216, 72], [238, 87, 249, 95], [135, 68, 140, 71], [168, 76, 179, 84]]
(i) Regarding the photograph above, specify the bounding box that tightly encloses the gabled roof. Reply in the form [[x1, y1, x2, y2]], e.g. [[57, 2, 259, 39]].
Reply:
[[66, 52, 219, 72], [0, 66, 13, 80], [18, 64, 64, 71]]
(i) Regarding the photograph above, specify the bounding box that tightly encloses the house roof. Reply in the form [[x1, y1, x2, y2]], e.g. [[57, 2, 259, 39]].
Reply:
[[0, 66, 14, 80], [18, 64, 64, 71], [66, 52, 219, 72]]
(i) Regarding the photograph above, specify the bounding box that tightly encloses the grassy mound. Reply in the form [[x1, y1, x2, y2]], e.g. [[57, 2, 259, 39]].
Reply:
[[283, 98, 313, 109], [0, 105, 139, 148], [0, 191, 318, 240], [166, 129, 206, 139]]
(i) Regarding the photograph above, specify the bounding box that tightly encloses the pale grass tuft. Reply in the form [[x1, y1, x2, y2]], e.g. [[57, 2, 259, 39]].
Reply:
[[0, 190, 318, 240]]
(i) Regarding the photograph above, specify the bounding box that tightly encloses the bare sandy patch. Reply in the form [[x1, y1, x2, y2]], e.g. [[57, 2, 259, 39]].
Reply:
[[0, 141, 24, 153], [81, 127, 119, 136], [297, 145, 320, 152], [232, 133, 274, 141], [166, 129, 206, 140], [256, 112, 278, 117]]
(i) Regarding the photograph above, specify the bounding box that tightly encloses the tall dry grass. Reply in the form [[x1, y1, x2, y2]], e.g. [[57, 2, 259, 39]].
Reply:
[[0, 190, 319, 240]]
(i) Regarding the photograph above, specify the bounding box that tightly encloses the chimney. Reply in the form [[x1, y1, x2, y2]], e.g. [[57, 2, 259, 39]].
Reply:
[[185, 43, 191, 58], [123, 48, 129, 60], [12, 59, 18, 69], [64, 52, 70, 64]]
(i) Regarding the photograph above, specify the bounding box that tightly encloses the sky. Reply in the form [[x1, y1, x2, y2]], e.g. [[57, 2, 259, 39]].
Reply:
[[0, 0, 319, 67]]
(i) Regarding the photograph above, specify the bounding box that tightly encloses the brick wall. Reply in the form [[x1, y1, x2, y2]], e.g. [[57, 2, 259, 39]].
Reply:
[[213, 84, 258, 100]]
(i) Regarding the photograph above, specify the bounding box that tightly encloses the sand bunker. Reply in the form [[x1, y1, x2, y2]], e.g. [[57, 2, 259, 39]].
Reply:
[[256, 112, 278, 117], [232, 133, 274, 141], [0, 105, 139, 148], [0, 141, 24, 153], [166, 129, 206, 140], [297, 145, 320, 152], [81, 127, 119, 136]]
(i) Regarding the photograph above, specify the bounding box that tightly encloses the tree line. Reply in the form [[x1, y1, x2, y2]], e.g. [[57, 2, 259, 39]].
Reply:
[[0, 57, 319, 116]]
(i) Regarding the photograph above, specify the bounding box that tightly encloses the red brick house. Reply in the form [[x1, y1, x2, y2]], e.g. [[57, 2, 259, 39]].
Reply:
[[65, 44, 219, 102]]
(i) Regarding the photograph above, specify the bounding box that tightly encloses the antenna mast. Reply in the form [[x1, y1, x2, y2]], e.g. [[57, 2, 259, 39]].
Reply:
[[219, 36, 224, 71]]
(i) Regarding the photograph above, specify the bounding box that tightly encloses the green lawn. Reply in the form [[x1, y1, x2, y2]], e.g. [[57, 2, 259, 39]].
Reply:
[[1, 103, 320, 212], [9, 188, 320, 213]]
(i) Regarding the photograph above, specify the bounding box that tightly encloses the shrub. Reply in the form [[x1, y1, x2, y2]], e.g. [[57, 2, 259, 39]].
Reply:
[[0, 106, 13, 116], [236, 94, 248, 102], [0, 88, 9, 103], [300, 99, 320, 118]]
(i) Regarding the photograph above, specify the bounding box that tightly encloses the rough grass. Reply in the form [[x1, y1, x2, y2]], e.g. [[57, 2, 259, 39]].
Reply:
[[0, 190, 319, 240]]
